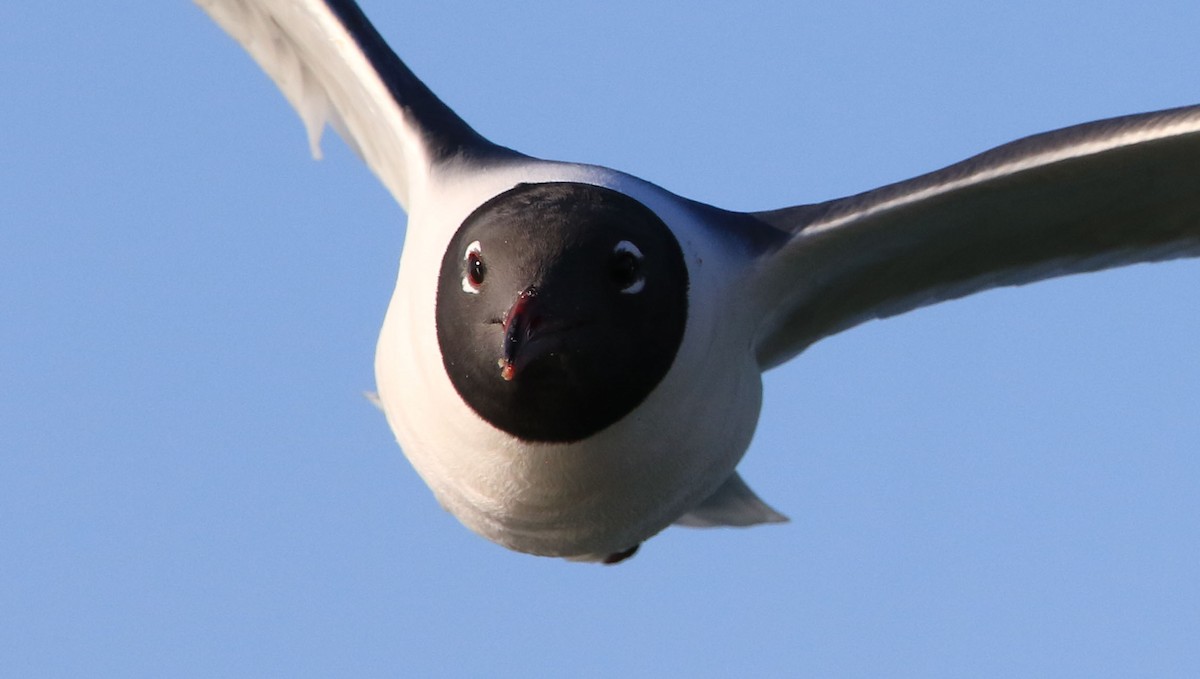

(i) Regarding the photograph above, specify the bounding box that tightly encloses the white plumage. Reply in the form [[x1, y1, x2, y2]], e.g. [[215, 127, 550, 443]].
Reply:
[[196, 0, 1200, 561]]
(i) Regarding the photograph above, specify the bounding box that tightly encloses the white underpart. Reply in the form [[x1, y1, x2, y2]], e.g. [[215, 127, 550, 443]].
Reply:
[[375, 159, 765, 558]]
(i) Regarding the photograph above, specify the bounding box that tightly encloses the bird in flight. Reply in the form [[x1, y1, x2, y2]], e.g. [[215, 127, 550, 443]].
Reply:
[[197, 0, 1200, 563]]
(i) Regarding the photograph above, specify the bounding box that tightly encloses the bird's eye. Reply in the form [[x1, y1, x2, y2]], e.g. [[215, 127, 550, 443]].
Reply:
[[610, 240, 645, 294], [462, 241, 485, 293]]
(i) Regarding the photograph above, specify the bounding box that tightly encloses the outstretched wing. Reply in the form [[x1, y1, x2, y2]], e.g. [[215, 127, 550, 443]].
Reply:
[[752, 105, 1200, 368], [196, 0, 517, 210]]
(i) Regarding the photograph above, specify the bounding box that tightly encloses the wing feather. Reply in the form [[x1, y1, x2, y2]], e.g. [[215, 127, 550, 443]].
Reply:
[[752, 105, 1200, 367], [196, 0, 513, 210]]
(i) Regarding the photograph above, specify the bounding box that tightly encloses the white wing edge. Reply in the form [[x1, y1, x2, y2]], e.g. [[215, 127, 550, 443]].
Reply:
[[750, 105, 1200, 367], [197, 0, 428, 209], [675, 472, 789, 528], [807, 110, 1200, 238]]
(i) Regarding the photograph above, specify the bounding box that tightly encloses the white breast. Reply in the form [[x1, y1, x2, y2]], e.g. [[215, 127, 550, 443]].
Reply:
[[374, 158, 764, 557]]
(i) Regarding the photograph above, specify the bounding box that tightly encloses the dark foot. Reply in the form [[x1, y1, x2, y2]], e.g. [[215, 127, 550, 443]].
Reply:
[[602, 544, 640, 565]]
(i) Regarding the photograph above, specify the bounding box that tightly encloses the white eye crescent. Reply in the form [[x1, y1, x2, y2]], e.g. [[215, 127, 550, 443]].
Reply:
[[611, 240, 645, 294], [462, 240, 484, 293]]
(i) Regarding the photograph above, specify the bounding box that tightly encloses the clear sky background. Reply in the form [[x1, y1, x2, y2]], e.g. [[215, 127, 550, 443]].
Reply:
[[4, 2, 1200, 677]]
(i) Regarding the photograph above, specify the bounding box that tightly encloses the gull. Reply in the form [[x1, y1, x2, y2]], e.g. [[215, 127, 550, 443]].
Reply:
[[197, 0, 1200, 563]]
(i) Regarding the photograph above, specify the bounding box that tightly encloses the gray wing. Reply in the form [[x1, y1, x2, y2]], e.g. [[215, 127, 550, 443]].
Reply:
[[751, 105, 1200, 369], [196, 0, 517, 210]]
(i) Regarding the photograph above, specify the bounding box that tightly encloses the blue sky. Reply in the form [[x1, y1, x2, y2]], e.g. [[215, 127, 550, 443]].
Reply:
[[4, 1, 1200, 676]]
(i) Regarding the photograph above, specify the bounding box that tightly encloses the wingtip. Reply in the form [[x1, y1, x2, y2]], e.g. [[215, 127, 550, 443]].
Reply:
[[674, 472, 790, 528]]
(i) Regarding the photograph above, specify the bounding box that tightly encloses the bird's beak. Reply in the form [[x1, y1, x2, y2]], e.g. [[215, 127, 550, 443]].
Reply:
[[500, 287, 540, 381]]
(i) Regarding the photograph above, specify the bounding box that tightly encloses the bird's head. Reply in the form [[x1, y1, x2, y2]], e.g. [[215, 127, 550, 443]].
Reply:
[[435, 182, 689, 442]]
